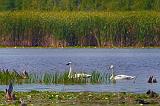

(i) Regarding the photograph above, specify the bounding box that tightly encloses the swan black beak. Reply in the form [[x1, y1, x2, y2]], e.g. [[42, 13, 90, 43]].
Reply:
[[66, 63, 70, 65]]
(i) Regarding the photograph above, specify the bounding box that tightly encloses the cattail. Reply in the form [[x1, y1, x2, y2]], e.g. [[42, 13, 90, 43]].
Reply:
[[0, 11, 159, 47]]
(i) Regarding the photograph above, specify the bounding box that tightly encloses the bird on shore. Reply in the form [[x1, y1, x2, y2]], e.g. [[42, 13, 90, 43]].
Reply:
[[66, 62, 92, 78], [146, 90, 158, 97], [5, 83, 16, 101], [109, 65, 135, 80]]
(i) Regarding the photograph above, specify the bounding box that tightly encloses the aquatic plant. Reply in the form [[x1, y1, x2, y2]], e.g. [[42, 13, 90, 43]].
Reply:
[[0, 69, 110, 85], [0, 69, 26, 85], [28, 71, 109, 84]]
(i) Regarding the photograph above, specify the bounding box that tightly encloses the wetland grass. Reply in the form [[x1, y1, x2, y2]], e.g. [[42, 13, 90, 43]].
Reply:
[[0, 69, 25, 85], [0, 69, 111, 85], [29, 71, 110, 84], [0, 11, 159, 47]]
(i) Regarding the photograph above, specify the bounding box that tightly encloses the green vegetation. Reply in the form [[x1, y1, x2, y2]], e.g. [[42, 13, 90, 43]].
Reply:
[[0, 69, 26, 85], [0, 11, 159, 47], [0, 0, 159, 48], [0, 91, 160, 105], [0, 69, 110, 85], [0, 0, 159, 11]]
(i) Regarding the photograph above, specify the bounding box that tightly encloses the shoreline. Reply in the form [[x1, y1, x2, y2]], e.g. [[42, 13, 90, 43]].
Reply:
[[0, 91, 159, 105], [0, 46, 160, 49]]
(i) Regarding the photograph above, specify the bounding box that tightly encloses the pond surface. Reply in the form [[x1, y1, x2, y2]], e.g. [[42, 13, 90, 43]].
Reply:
[[0, 48, 160, 93]]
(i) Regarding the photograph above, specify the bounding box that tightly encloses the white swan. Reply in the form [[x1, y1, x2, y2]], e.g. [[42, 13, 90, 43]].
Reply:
[[66, 62, 92, 78], [109, 65, 135, 80]]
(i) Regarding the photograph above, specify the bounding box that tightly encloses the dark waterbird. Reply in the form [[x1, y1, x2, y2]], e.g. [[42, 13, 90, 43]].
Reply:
[[136, 99, 150, 104], [147, 76, 157, 83], [153, 78, 157, 83], [5, 83, 16, 101], [146, 90, 158, 98]]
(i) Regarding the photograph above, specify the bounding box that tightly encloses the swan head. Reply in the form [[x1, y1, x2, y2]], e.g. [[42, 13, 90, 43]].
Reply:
[[110, 65, 114, 69], [66, 62, 72, 65]]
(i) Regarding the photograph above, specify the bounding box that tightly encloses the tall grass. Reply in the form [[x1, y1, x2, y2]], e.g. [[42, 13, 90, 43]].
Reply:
[[0, 69, 26, 84], [0, 69, 111, 85], [28, 71, 110, 84], [0, 0, 160, 11], [0, 11, 159, 47]]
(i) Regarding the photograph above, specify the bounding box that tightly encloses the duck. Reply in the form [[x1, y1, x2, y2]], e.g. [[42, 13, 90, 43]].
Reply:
[[66, 62, 91, 78], [147, 76, 157, 83], [147, 76, 153, 83], [153, 78, 157, 83], [5, 83, 16, 101], [20, 70, 29, 79], [109, 65, 135, 80], [146, 89, 158, 97]]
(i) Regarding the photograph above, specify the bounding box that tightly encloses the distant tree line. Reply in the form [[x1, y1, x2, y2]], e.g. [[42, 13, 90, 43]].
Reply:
[[0, 0, 159, 11]]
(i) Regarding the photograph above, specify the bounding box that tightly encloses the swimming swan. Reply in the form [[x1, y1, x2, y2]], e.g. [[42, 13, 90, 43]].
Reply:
[[66, 62, 91, 78], [109, 65, 135, 80]]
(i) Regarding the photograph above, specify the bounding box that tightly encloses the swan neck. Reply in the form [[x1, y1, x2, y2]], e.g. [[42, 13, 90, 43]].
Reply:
[[111, 68, 114, 76], [68, 65, 72, 77], [69, 65, 72, 73], [110, 68, 115, 80]]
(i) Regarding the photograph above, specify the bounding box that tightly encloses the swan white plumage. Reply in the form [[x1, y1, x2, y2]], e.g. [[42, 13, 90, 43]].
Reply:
[[109, 65, 135, 80], [66, 62, 91, 78]]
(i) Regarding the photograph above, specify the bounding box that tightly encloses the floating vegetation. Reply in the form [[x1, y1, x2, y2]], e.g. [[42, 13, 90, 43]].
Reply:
[[0, 69, 111, 85]]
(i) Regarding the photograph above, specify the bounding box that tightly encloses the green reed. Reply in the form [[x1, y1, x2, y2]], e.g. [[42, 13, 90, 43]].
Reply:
[[0, 69, 111, 85], [0, 69, 25, 84], [0, 11, 159, 47]]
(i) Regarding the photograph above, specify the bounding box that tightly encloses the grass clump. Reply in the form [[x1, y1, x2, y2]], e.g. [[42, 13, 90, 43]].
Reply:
[[0, 69, 26, 85], [0, 69, 111, 85], [28, 71, 110, 84]]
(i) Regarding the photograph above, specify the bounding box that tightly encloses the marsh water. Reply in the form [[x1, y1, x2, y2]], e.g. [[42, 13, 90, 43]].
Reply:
[[0, 48, 160, 93]]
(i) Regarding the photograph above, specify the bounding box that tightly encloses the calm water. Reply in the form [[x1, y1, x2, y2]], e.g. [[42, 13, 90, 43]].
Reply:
[[0, 48, 160, 93]]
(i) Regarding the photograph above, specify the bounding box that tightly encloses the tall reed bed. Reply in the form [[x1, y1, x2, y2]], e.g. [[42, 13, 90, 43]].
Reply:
[[26, 71, 111, 84], [0, 11, 159, 47]]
